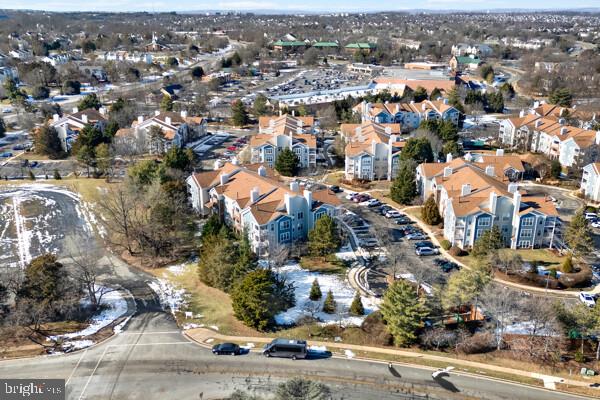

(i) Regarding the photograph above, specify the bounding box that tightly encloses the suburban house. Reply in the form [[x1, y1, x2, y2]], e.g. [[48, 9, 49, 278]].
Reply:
[[251, 114, 317, 169], [341, 122, 405, 181], [449, 55, 483, 71], [115, 110, 207, 154], [416, 155, 559, 250], [186, 162, 341, 254], [581, 163, 600, 202], [272, 40, 308, 53], [353, 99, 460, 131], [50, 107, 108, 151], [451, 44, 493, 58], [0, 66, 18, 83]]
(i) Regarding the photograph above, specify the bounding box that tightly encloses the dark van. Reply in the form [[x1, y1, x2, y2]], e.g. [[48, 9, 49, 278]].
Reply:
[[263, 339, 307, 360]]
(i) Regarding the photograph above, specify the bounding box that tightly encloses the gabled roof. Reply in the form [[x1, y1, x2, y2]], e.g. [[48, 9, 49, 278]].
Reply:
[[453, 55, 482, 64], [345, 43, 377, 49]]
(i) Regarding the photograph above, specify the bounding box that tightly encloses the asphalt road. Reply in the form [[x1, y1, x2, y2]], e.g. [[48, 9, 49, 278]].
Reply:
[[0, 304, 590, 400]]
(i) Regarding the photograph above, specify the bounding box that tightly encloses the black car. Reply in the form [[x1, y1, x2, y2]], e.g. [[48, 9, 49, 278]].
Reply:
[[394, 217, 414, 225], [212, 342, 241, 355], [329, 185, 342, 193]]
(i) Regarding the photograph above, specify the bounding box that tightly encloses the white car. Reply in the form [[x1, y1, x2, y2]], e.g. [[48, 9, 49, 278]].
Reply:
[[579, 292, 596, 307], [360, 199, 380, 207], [585, 213, 598, 220], [592, 221, 600, 229], [385, 210, 402, 219]]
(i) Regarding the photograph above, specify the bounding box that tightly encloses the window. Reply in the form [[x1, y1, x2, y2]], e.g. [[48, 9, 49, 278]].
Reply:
[[478, 217, 491, 227], [315, 211, 326, 220], [297, 212, 303, 219], [280, 232, 290, 242], [522, 217, 534, 226], [521, 229, 533, 238], [281, 220, 290, 230], [265, 147, 273, 154]]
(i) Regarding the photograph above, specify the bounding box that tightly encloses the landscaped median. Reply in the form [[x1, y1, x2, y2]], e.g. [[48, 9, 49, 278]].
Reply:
[[183, 327, 600, 398]]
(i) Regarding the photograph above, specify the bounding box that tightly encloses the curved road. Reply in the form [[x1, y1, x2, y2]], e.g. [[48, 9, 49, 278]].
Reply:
[[0, 305, 590, 400]]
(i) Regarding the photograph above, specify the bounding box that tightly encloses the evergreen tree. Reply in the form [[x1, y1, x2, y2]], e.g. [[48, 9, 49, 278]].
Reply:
[[160, 95, 173, 112], [380, 280, 429, 346], [231, 99, 249, 127], [308, 215, 340, 256], [253, 94, 268, 116], [565, 208, 594, 257], [28, 170, 35, 180], [438, 120, 459, 142], [472, 226, 504, 257], [78, 93, 102, 110], [274, 148, 299, 176], [53, 169, 61, 180], [550, 160, 562, 178], [421, 195, 442, 225], [163, 146, 194, 171], [191, 66, 205, 80], [309, 278, 322, 301], [412, 86, 428, 102], [0, 117, 5, 138], [549, 88, 573, 107], [400, 137, 433, 163], [231, 269, 294, 330], [429, 88, 442, 101], [33, 125, 65, 159], [485, 92, 504, 113], [442, 258, 492, 311], [562, 255, 574, 273], [322, 290, 336, 314], [275, 378, 331, 400], [442, 140, 461, 157], [390, 161, 417, 205], [349, 292, 364, 316]]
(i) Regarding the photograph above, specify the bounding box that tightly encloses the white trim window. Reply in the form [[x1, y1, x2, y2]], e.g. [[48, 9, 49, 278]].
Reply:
[[279, 232, 290, 242], [522, 217, 534, 227], [478, 217, 491, 227]]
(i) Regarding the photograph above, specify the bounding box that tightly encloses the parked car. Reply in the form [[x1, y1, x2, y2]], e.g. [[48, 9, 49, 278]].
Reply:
[[385, 210, 402, 219], [579, 292, 596, 307], [416, 247, 439, 256], [353, 194, 370, 203], [407, 233, 428, 241], [414, 241, 435, 249], [0, 152, 13, 158], [30, 161, 39, 168], [585, 213, 598, 220], [329, 185, 342, 193], [226, 146, 237, 151], [212, 342, 241, 355], [366, 199, 382, 208], [394, 217, 414, 225]]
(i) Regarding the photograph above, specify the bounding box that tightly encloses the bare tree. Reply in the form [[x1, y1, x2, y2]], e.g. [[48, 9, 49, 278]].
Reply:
[[68, 245, 117, 312], [97, 185, 137, 254], [481, 285, 520, 350]]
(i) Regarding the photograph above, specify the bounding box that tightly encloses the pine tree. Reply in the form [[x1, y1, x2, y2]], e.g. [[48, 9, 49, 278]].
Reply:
[[160, 95, 173, 112], [28, 170, 35, 180], [390, 161, 417, 205], [429, 88, 442, 101], [53, 169, 62, 180], [380, 280, 429, 346], [349, 292, 364, 316], [309, 278, 322, 300], [231, 99, 249, 127], [549, 88, 573, 107], [472, 226, 504, 257], [322, 290, 336, 314], [274, 148, 299, 177], [412, 86, 428, 102], [34, 125, 65, 159], [421, 195, 442, 225], [565, 208, 594, 257], [562, 255, 574, 273], [308, 215, 340, 256], [0, 117, 5, 138]]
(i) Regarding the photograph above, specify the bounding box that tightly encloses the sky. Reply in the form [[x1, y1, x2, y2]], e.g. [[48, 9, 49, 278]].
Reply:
[[0, 1, 597, 13]]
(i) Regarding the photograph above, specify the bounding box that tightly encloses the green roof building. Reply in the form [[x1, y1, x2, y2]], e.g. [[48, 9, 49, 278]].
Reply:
[[344, 42, 377, 53], [313, 41, 339, 48]]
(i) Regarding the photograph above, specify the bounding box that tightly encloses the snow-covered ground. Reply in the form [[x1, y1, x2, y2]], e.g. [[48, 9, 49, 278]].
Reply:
[[274, 263, 378, 326], [50, 287, 128, 342], [148, 278, 187, 315]]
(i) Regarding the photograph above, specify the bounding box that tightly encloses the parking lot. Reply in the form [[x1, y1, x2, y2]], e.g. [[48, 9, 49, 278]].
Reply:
[[339, 191, 455, 296]]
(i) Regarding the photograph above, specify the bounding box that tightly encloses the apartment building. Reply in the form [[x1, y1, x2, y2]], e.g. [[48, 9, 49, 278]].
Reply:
[[416, 156, 559, 250], [50, 107, 108, 151], [251, 114, 317, 169], [115, 110, 207, 154], [341, 122, 404, 181], [581, 163, 600, 202], [186, 162, 341, 254], [353, 99, 460, 132]]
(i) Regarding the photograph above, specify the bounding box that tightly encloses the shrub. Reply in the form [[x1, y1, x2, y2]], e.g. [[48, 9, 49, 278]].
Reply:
[[562, 256, 573, 273], [53, 169, 61, 180], [455, 332, 495, 355], [558, 264, 593, 288], [440, 240, 451, 251], [361, 311, 393, 346], [309, 279, 322, 301], [448, 245, 467, 257]]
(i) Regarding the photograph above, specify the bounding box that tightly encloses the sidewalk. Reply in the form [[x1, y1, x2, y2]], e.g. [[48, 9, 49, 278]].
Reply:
[[185, 327, 598, 391]]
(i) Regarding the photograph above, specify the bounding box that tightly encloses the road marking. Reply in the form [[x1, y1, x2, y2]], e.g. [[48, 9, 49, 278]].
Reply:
[[66, 349, 87, 386], [108, 342, 192, 347], [78, 344, 109, 400], [120, 331, 181, 335]]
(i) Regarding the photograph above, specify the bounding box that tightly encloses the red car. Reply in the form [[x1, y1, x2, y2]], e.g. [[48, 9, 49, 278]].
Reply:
[[227, 146, 237, 151]]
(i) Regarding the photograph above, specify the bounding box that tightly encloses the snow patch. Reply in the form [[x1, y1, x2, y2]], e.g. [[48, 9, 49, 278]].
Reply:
[[148, 279, 187, 315], [183, 323, 204, 330], [344, 349, 355, 359], [62, 340, 94, 352], [273, 263, 378, 326], [50, 288, 128, 341], [166, 263, 188, 276]]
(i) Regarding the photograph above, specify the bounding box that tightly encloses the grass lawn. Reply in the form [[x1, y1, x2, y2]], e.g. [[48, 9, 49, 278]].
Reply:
[[299, 255, 347, 274], [459, 248, 565, 270], [157, 263, 265, 337]]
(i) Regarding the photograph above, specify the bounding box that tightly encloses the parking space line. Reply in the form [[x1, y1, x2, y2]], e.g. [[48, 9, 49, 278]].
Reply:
[[66, 349, 87, 386], [78, 344, 108, 400]]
